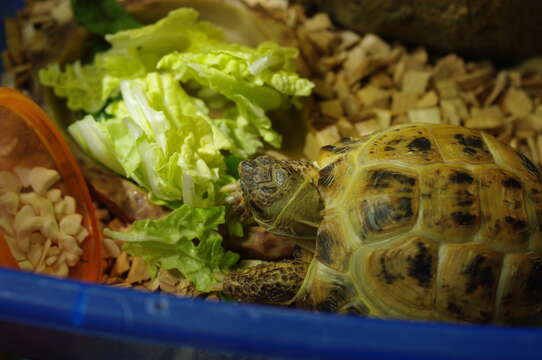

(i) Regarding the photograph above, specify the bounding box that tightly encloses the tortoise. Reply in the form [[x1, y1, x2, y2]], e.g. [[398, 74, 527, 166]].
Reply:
[[224, 123, 542, 325]]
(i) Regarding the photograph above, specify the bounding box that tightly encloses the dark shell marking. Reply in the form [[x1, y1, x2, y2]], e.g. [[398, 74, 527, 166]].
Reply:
[[454, 134, 485, 157], [317, 286, 348, 312], [317, 230, 334, 266], [463, 255, 495, 294], [318, 160, 340, 187], [451, 211, 477, 226], [358, 168, 419, 238], [479, 168, 530, 251], [503, 216, 527, 230], [315, 221, 351, 272], [406, 242, 433, 288], [369, 170, 417, 188], [449, 171, 474, 184], [321, 144, 354, 154], [378, 256, 404, 284], [525, 258, 542, 298], [339, 137, 365, 145], [502, 177, 522, 189], [301, 267, 360, 314], [407, 137, 432, 152], [517, 151, 542, 182], [454, 134, 483, 148]]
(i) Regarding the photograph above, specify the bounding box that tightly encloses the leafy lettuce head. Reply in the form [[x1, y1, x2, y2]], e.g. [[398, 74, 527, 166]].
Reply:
[[39, 6, 313, 292]]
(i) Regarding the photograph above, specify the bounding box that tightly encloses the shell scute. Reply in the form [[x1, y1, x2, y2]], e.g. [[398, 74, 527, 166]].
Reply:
[[296, 261, 359, 313], [484, 132, 542, 184], [317, 154, 356, 201], [497, 252, 542, 324], [354, 166, 419, 241], [430, 125, 493, 164], [419, 165, 480, 242], [358, 125, 442, 165], [316, 215, 352, 272], [436, 244, 503, 323], [479, 167, 530, 252], [359, 235, 439, 317]]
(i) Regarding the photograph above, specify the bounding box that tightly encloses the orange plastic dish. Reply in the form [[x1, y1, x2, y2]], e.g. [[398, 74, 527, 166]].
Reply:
[[0, 87, 102, 282]]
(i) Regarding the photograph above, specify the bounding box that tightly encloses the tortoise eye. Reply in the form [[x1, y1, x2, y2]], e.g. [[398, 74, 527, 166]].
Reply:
[[261, 185, 277, 194], [274, 168, 288, 185]]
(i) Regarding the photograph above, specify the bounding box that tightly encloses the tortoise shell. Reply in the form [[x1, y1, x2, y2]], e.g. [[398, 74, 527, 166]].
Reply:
[[303, 123, 542, 324]]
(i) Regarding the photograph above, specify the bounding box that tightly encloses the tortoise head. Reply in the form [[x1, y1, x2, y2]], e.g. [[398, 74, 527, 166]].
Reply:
[[238, 155, 323, 240]]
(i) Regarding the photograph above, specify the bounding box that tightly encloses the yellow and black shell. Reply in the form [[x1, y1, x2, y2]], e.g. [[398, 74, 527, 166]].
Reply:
[[309, 123, 542, 324]]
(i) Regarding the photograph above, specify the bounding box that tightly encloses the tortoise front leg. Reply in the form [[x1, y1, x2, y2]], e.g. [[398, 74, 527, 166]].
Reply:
[[223, 260, 308, 305]]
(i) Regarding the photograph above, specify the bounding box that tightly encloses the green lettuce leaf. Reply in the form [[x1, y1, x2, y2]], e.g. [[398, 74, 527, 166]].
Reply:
[[158, 43, 314, 154], [39, 8, 223, 113], [105, 205, 239, 291], [68, 72, 234, 207], [39, 62, 106, 114], [71, 0, 143, 36]]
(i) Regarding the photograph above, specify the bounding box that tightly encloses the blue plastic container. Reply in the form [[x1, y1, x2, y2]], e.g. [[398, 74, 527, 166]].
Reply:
[[1, 3, 542, 359]]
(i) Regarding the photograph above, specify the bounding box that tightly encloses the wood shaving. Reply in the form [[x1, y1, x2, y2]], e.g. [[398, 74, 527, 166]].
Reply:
[[374, 109, 392, 129], [125, 257, 150, 284], [416, 91, 439, 108], [392, 92, 419, 115], [359, 34, 391, 58], [338, 31, 360, 51], [484, 71, 509, 106], [408, 107, 442, 124], [503, 88, 534, 117], [357, 86, 390, 108], [307, 30, 338, 53], [336, 118, 358, 137], [465, 106, 504, 129], [315, 124, 341, 145], [303, 13, 332, 32], [435, 80, 459, 99], [319, 99, 344, 119], [312, 79, 336, 99], [355, 119, 381, 136], [402, 71, 431, 95], [110, 251, 130, 278]]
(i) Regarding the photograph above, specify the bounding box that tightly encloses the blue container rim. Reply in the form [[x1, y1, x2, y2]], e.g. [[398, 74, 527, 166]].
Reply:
[[0, 267, 541, 360]]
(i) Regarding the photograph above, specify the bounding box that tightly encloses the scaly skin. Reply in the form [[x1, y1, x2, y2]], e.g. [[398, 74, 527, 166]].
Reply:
[[224, 260, 309, 305]]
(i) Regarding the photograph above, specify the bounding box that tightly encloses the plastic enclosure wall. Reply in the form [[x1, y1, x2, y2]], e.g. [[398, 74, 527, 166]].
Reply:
[[1, 2, 542, 359]]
